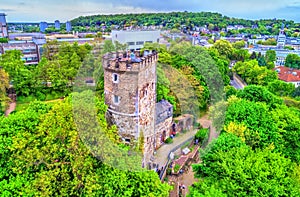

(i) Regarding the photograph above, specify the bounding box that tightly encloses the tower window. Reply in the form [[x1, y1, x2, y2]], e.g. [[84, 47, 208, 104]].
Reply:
[[113, 95, 120, 104], [112, 73, 119, 83]]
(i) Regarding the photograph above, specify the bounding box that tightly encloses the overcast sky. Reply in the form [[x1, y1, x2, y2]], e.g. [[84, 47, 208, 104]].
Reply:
[[1, 0, 300, 22]]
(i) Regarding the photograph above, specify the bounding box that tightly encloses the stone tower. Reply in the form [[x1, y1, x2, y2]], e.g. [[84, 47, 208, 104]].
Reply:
[[102, 50, 157, 167]]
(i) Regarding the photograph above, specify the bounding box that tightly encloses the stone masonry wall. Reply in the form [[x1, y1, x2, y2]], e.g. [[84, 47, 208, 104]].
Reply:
[[103, 52, 158, 165]]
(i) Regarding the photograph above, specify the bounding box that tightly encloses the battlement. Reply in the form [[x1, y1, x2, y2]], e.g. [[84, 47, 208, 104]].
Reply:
[[102, 50, 158, 72]]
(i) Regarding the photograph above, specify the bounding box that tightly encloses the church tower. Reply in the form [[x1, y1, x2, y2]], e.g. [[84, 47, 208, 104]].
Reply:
[[102, 50, 157, 167]]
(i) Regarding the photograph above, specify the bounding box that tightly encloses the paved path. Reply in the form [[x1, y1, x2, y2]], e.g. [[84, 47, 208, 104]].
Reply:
[[5, 102, 16, 116], [230, 79, 244, 89], [154, 114, 214, 168], [154, 129, 198, 167], [163, 114, 219, 197]]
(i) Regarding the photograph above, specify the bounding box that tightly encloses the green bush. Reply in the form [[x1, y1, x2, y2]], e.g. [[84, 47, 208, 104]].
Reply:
[[17, 95, 36, 103], [166, 168, 172, 175], [174, 164, 181, 173], [195, 128, 209, 142], [165, 137, 173, 144], [36, 92, 46, 101]]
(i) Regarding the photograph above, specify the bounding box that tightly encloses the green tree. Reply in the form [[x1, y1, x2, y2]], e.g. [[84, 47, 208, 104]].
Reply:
[[0, 69, 9, 113], [265, 50, 276, 63], [102, 40, 116, 54], [192, 145, 300, 197], [225, 98, 281, 150], [0, 96, 171, 196], [267, 80, 295, 97], [271, 105, 300, 163], [285, 53, 300, 69], [233, 60, 277, 86], [232, 40, 245, 49], [212, 40, 233, 59], [0, 50, 36, 96], [237, 85, 283, 107]]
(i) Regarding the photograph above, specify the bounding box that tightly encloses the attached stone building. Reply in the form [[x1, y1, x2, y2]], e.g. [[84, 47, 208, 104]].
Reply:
[[154, 100, 173, 149]]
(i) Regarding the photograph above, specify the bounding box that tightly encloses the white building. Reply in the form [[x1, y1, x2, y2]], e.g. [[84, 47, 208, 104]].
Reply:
[[277, 29, 286, 49], [111, 30, 160, 50]]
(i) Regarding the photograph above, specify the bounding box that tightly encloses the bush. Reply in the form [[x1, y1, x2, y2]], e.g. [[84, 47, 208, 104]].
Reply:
[[165, 137, 173, 144], [194, 122, 202, 129], [166, 168, 172, 175], [17, 95, 36, 103], [174, 164, 181, 173], [36, 92, 46, 101], [195, 128, 209, 142]]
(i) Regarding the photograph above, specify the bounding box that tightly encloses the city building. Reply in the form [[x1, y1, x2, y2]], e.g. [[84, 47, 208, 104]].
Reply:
[[0, 13, 8, 38], [39, 22, 48, 32], [249, 48, 300, 66], [54, 20, 60, 30], [275, 67, 300, 88], [0, 40, 40, 65], [111, 30, 160, 50], [277, 25, 286, 49], [66, 21, 72, 32]]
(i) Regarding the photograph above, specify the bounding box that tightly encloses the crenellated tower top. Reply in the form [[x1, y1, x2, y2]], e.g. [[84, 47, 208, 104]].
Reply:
[[102, 50, 158, 72]]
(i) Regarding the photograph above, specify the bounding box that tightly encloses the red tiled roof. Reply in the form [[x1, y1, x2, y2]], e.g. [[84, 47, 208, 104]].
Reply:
[[274, 67, 300, 82]]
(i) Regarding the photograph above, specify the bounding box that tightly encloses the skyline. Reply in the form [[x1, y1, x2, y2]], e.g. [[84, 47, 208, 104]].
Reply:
[[1, 0, 300, 23]]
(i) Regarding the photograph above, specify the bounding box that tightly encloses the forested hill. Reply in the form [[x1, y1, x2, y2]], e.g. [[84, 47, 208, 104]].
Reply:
[[71, 11, 299, 33]]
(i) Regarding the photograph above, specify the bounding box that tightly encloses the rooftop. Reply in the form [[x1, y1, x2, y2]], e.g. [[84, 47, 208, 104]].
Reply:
[[275, 66, 300, 82]]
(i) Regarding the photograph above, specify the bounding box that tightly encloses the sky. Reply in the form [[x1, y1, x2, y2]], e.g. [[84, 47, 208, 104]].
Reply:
[[1, 0, 300, 23]]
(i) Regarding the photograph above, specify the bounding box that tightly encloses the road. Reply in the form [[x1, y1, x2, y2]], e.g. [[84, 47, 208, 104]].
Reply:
[[153, 114, 215, 168], [230, 79, 244, 89], [5, 102, 16, 116]]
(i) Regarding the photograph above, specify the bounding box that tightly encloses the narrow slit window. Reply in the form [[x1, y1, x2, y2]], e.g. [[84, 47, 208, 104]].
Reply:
[[112, 73, 119, 83]]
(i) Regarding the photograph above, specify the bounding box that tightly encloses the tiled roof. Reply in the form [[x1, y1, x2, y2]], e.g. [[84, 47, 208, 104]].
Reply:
[[275, 67, 300, 82]]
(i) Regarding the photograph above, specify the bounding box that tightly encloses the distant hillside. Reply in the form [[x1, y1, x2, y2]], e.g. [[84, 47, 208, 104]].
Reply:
[[71, 12, 299, 35]]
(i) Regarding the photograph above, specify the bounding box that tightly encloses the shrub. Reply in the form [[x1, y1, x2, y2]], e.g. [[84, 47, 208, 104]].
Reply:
[[174, 164, 181, 173], [195, 128, 209, 142], [36, 92, 46, 101], [165, 137, 173, 144], [166, 168, 172, 175]]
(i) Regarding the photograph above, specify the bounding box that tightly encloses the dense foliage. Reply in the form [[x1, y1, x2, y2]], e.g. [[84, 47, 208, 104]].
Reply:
[[285, 53, 300, 69], [0, 69, 9, 114], [0, 95, 171, 196], [190, 83, 300, 196], [70, 12, 299, 36]]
